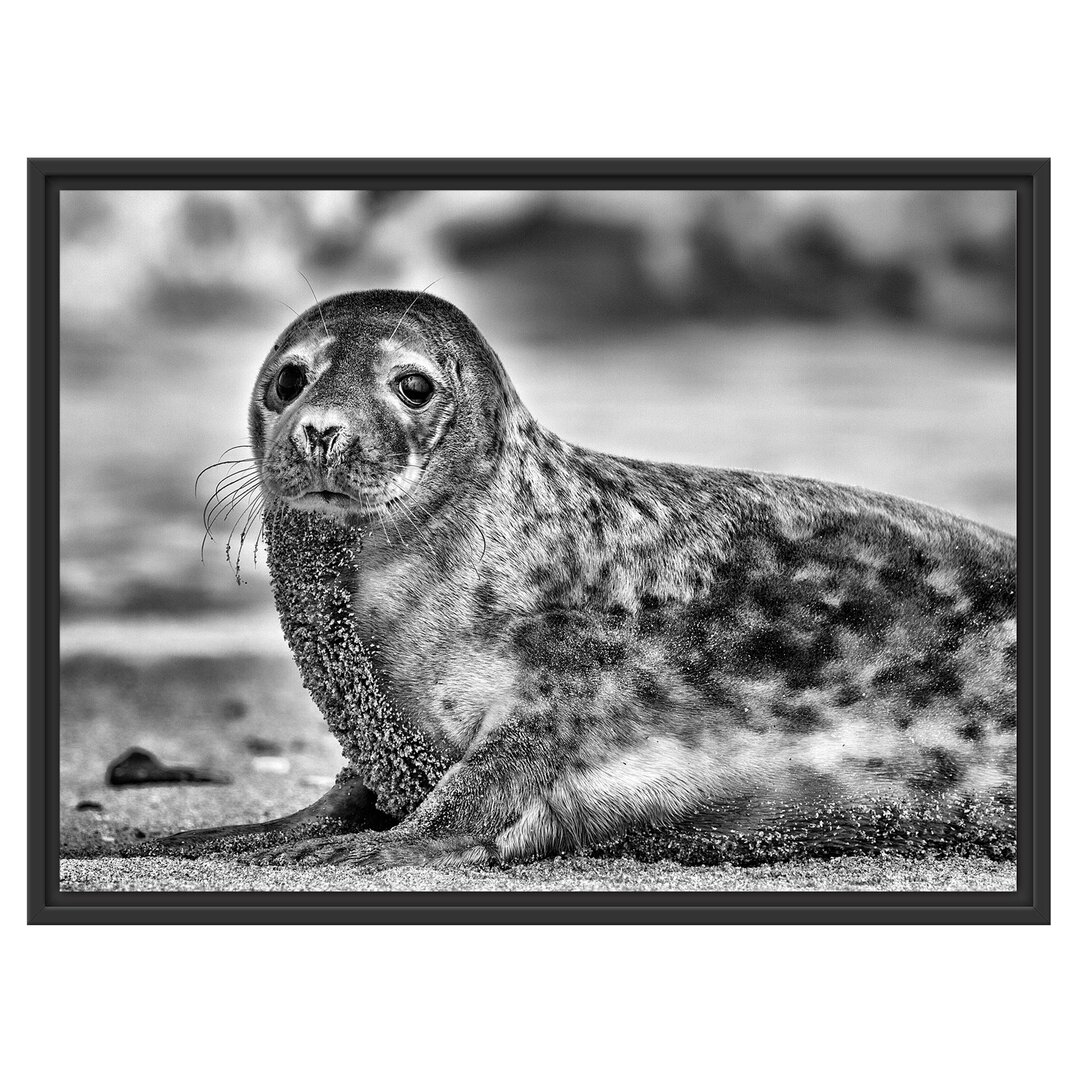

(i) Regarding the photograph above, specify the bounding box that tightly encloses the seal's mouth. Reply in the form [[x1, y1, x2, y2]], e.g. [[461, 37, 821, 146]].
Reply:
[[307, 490, 357, 508], [267, 455, 427, 521], [283, 485, 396, 521], [285, 488, 370, 516]]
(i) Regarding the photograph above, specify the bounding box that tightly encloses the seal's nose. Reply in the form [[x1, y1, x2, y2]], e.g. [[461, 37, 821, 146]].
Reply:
[[303, 422, 342, 457], [292, 405, 350, 464]]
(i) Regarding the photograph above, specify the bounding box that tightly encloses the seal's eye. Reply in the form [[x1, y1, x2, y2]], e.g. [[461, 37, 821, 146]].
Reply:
[[396, 373, 434, 408], [272, 363, 307, 407]]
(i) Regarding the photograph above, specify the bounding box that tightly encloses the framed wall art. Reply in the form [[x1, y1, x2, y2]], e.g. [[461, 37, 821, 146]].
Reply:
[[28, 158, 1049, 924]]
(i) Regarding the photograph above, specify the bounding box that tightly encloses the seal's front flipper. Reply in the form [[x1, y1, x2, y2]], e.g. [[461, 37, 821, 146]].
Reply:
[[246, 719, 564, 869], [143, 771, 397, 857], [245, 827, 497, 869]]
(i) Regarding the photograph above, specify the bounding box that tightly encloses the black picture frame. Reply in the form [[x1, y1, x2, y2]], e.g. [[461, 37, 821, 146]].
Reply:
[[29, 158, 1050, 925]]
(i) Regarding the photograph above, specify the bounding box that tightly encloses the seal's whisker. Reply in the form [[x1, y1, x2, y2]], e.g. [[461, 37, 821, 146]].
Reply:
[[378, 463, 426, 474], [210, 476, 262, 524], [387, 279, 442, 350], [299, 270, 330, 338], [203, 470, 260, 532], [212, 476, 261, 521], [449, 506, 488, 570], [230, 492, 267, 581], [387, 502, 443, 569], [205, 478, 262, 536], [216, 443, 254, 459], [220, 462, 260, 486], [373, 504, 393, 550], [387, 456, 482, 574], [382, 501, 410, 552], [242, 491, 266, 534], [196, 443, 255, 490], [208, 461, 258, 488], [196, 458, 257, 497], [438, 506, 487, 578], [394, 500, 445, 571], [209, 464, 259, 494], [199, 475, 258, 563], [226, 489, 266, 576], [252, 498, 270, 564], [220, 464, 258, 485]]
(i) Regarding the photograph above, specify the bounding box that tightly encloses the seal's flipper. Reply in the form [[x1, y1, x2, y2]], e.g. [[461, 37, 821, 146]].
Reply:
[[143, 772, 397, 857], [245, 827, 496, 869]]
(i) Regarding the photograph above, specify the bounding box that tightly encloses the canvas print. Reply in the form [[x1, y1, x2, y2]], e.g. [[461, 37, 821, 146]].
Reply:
[[58, 188, 1017, 892]]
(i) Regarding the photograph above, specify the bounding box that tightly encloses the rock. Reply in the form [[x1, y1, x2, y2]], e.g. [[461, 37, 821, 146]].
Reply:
[[106, 747, 231, 786], [243, 735, 284, 755], [75, 799, 104, 811]]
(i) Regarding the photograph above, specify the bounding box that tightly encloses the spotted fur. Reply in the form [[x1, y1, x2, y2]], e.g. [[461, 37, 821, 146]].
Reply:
[[161, 290, 1017, 868]]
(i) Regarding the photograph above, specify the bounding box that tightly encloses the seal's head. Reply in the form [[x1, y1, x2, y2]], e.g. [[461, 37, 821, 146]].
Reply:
[[251, 289, 517, 523]]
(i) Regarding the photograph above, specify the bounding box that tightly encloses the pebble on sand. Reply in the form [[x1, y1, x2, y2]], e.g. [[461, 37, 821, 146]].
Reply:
[[243, 735, 284, 755], [106, 747, 232, 786]]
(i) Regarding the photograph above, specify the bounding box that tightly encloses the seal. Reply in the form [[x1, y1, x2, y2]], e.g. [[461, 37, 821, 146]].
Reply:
[[156, 289, 1017, 869]]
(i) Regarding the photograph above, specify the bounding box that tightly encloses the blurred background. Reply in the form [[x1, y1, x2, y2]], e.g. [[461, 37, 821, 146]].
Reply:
[[59, 188, 1016, 857]]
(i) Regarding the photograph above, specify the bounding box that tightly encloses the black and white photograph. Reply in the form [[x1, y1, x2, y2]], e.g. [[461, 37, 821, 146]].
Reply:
[[36, 164, 1044, 914]]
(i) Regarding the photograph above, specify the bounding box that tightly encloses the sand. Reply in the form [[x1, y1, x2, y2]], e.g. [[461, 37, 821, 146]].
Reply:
[[60, 853, 1015, 892]]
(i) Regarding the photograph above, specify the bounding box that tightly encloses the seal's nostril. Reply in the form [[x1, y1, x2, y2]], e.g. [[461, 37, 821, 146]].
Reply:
[[303, 424, 343, 456]]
